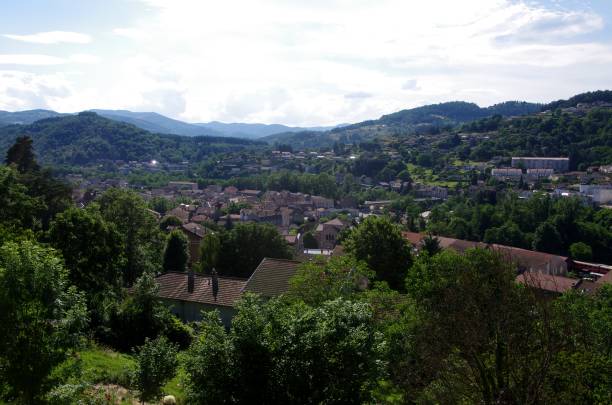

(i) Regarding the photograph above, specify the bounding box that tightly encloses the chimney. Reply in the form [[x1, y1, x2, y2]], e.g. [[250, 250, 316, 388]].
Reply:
[[187, 271, 195, 293], [211, 268, 219, 301]]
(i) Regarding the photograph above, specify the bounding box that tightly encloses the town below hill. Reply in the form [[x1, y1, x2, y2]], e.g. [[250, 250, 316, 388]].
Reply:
[[0, 90, 611, 404]]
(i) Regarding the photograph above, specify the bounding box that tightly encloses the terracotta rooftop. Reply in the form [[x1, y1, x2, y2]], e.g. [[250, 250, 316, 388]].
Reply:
[[516, 272, 580, 294], [242, 257, 302, 297], [402, 232, 568, 274], [155, 272, 247, 307]]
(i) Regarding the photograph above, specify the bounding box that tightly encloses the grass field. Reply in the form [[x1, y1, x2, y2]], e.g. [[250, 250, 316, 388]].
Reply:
[[77, 343, 186, 404]]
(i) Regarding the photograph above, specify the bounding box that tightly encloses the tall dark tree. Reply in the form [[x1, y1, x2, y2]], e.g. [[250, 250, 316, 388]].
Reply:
[[98, 189, 164, 285], [533, 221, 563, 254], [344, 215, 412, 290], [49, 207, 124, 293], [5, 136, 39, 173], [163, 230, 189, 273], [48, 206, 124, 329]]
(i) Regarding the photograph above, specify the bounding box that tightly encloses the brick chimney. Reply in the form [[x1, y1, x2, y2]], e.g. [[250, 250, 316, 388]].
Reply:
[[187, 270, 195, 293]]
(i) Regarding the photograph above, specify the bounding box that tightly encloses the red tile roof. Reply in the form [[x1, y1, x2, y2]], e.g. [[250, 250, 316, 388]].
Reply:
[[155, 272, 247, 307], [242, 258, 302, 297], [516, 272, 580, 294], [402, 231, 568, 274]]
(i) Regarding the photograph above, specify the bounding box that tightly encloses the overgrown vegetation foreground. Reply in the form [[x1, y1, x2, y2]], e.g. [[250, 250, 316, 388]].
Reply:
[[0, 139, 610, 404]]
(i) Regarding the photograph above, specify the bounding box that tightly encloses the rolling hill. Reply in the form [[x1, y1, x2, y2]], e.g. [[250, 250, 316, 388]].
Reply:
[[0, 109, 65, 126], [0, 112, 264, 166], [263, 101, 541, 148]]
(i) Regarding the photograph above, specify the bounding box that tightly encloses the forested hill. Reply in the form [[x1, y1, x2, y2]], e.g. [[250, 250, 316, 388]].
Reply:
[[0, 112, 264, 165], [544, 90, 612, 111], [345, 101, 541, 130], [458, 107, 612, 169], [263, 100, 540, 148]]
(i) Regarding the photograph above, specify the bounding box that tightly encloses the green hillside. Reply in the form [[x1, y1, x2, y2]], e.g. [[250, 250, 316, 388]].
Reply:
[[263, 101, 541, 148], [0, 112, 264, 165]]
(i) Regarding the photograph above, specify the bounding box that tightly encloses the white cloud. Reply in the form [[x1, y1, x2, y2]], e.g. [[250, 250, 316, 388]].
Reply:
[[0, 71, 73, 110], [0, 54, 65, 65], [117, 0, 611, 125], [112, 28, 148, 40], [4, 31, 92, 44], [0, 54, 102, 66], [69, 54, 100, 64], [2, 1, 611, 125]]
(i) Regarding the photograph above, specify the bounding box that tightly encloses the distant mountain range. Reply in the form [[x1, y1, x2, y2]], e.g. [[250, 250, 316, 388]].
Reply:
[[2, 91, 611, 149], [0, 108, 339, 139]]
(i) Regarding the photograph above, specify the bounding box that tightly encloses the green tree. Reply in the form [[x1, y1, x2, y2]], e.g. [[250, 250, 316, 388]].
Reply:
[[48, 207, 125, 329], [5, 136, 39, 173], [217, 223, 292, 278], [0, 165, 40, 230], [344, 216, 412, 290], [533, 221, 563, 254], [98, 188, 164, 285], [183, 297, 384, 404], [132, 336, 178, 404], [19, 168, 72, 229], [48, 207, 124, 295], [162, 230, 189, 273], [542, 286, 612, 404], [569, 242, 593, 261], [109, 271, 159, 350], [198, 232, 221, 273], [287, 256, 374, 306], [0, 241, 87, 403], [483, 221, 527, 248], [183, 311, 234, 405], [404, 248, 559, 404]]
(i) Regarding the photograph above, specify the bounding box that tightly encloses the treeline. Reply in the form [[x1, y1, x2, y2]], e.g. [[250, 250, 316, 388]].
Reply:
[[424, 192, 612, 263], [0, 112, 264, 166]]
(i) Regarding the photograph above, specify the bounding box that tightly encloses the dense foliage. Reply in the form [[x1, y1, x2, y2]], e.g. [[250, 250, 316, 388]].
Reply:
[[183, 295, 384, 404], [0, 241, 87, 403], [132, 336, 178, 403], [462, 108, 612, 168], [200, 222, 293, 277], [344, 215, 413, 290], [427, 193, 612, 262]]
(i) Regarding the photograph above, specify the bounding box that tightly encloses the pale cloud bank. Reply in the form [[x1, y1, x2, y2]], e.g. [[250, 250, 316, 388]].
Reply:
[[4, 31, 92, 44], [1, 1, 611, 126]]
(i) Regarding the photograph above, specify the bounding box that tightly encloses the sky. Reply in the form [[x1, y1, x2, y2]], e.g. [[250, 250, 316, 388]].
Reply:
[[0, 0, 611, 126]]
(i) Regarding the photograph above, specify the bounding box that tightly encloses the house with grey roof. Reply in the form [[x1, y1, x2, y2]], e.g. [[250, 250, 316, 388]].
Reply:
[[155, 271, 247, 326], [242, 258, 302, 298]]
